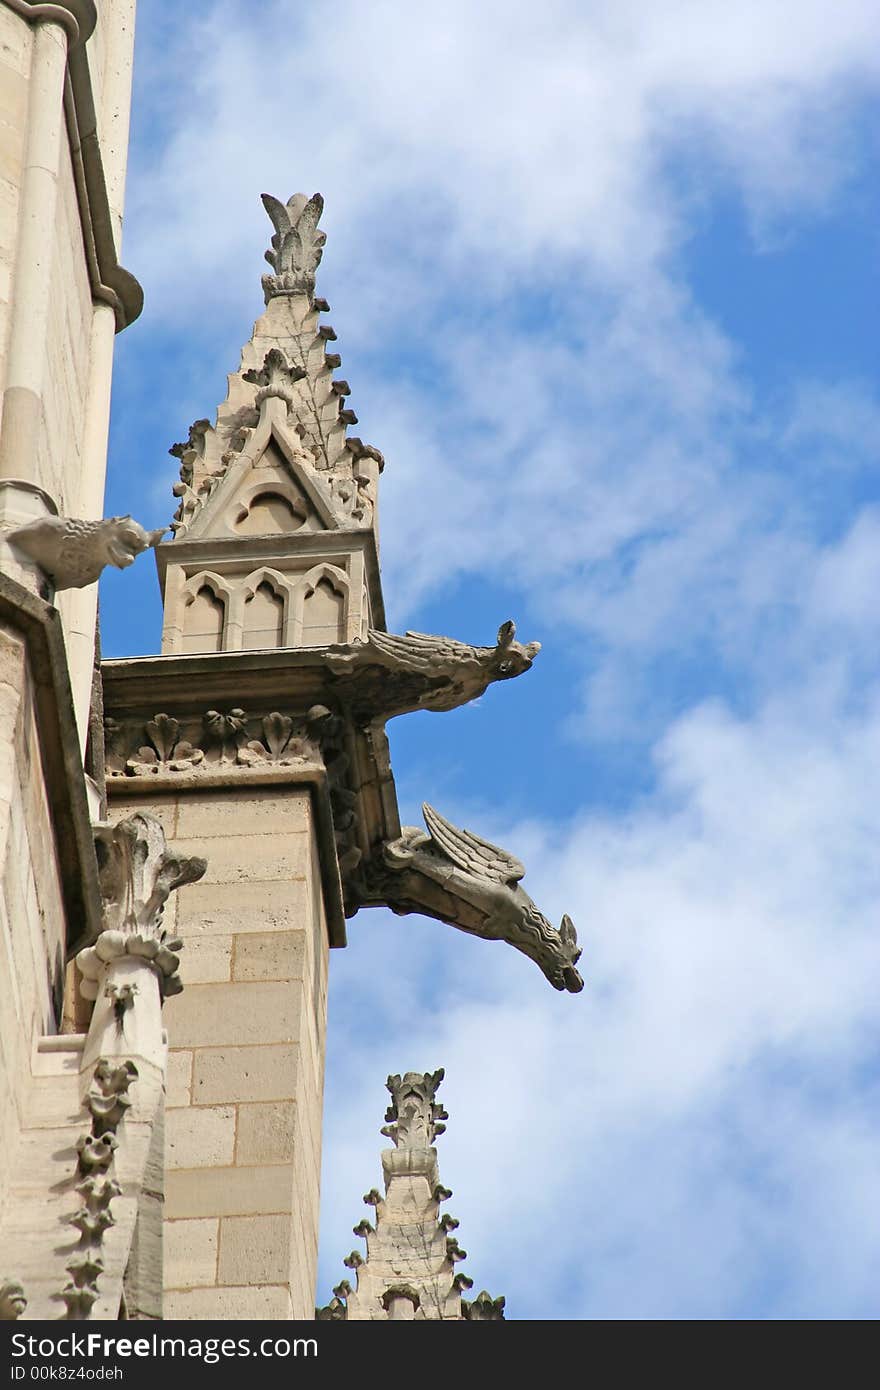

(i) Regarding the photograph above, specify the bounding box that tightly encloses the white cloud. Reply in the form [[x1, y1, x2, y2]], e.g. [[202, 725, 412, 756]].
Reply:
[[321, 673, 880, 1317]]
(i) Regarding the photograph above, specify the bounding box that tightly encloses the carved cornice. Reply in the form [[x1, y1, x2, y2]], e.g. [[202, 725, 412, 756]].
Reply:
[[2, 1, 143, 330]]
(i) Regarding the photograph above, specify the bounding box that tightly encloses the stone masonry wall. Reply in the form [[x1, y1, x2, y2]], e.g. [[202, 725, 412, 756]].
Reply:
[[108, 785, 329, 1320], [0, 623, 67, 1221]]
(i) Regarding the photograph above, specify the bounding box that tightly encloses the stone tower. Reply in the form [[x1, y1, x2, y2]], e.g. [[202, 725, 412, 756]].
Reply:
[[318, 1069, 506, 1321]]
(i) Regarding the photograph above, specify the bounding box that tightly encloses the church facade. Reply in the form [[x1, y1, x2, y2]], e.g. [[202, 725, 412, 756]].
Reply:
[[0, 1, 579, 1322]]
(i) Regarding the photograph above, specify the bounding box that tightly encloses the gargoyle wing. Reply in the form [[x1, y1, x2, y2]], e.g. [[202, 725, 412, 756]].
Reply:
[[422, 803, 525, 885], [366, 628, 477, 674]]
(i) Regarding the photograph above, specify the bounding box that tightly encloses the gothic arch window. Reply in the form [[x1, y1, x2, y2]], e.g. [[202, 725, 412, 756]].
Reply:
[[242, 570, 288, 650], [293, 563, 349, 646], [233, 488, 307, 535], [181, 573, 229, 653]]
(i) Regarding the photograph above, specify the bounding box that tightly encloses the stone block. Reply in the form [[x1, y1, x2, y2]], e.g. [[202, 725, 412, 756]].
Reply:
[[236, 1102, 296, 1166], [109, 795, 177, 836], [181, 933, 232, 984], [165, 1050, 192, 1109], [165, 1164, 294, 1219], [166, 1105, 235, 1170], [191, 1043, 298, 1104], [233, 930, 305, 982], [164, 980, 302, 1049], [164, 1285, 293, 1320], [164, 1218, 218, 1289], [218, 1214, 292, 1285], [172, 832, 310, 884], [177, 877, 311, 936], [175, 789, 310, 839]]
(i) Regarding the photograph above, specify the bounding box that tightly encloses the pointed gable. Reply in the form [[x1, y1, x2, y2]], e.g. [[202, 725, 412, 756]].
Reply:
[[156, 193, 387, 655]]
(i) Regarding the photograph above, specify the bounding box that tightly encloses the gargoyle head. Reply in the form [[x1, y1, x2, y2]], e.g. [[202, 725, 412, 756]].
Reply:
[[490, 620, 541, 680], [103, 517, 167, 570], [538, 912, 583, 993]]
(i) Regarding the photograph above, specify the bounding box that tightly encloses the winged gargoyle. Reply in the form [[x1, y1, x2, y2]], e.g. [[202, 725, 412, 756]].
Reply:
[[324, 620, 541, 720], [366, 803, 583, 992], [261, 192, 327, 299]]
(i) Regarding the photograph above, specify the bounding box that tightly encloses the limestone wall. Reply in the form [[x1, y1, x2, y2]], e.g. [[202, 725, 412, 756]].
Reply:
[[108, 785, 329, 1320], [0, 622, 67, 1216]]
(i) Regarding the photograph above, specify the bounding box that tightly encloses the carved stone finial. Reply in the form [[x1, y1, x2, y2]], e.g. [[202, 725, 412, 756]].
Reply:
[[0, 1281, 26, 1320], [462, 1290, 506, 1320], [315, 1295, 347, 1320], [261, 193, 326, 302], [7, 514, 166, 590], [381, 1069, 447, 1148], [242, 348, 307, 409], [76, 813, 206, 1000]]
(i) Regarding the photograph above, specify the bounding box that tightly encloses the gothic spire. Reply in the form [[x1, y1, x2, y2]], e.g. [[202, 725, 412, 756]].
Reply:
[[317, 1070, 505, 1321]]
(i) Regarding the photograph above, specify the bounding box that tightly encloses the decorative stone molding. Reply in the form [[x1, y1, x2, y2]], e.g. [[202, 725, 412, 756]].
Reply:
[[122, 714, 204, 776], [261, 193, 327, 301], [324, 620, 541, 720], [106, 708, 324, 780], [0, 1280, 27, 1320], [369, 803, 584, 993], [63, 1053, 138, 1320], [7, 515, 165, 590]]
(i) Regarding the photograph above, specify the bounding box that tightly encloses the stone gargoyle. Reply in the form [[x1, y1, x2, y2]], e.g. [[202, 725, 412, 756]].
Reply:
[[367, 803, 583, 993], [324, 620, 541, 720], [7, 514, 166, 590]]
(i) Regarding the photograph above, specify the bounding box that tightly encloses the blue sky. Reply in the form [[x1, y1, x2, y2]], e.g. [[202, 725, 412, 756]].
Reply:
[[100, 1, 880, 1318]]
